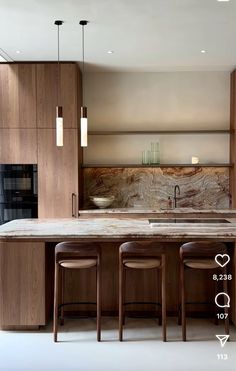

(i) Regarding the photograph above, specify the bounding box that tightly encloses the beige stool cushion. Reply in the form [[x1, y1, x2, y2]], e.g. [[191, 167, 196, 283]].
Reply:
[[184, 259, 218, 269], [123, 258, 161, 269], [59, 259, 97, 269]]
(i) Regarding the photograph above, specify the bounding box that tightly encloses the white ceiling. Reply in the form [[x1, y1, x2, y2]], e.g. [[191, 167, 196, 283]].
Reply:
[[1, 0, 236, 71]]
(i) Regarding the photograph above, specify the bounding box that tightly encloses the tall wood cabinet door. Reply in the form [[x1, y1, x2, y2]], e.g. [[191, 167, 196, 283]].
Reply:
[[38, 129, 79, 218], [0, 64, 36, 128], [0, 241, 45, 328], [230, 71, 236, 207], [0, 128, 37, 163], [36, 63, 78, 128]]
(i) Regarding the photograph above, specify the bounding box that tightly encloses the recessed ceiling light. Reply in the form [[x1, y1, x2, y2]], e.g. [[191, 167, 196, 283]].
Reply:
[[201, 50, 206, 53], [107, 50, 114, 54], [16, 50, 21, 54], [217, 0, 230, 2]]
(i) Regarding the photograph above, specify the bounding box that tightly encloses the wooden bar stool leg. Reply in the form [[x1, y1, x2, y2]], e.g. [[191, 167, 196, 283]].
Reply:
[[178, 262, 182, 325], [119, 259, 124, 341], [96, 262, 101, 342], [162, 255, 167, 342], [122, 267, 126, 326], [60, 268, 65, 326], [53, 262, 60, 342], [180, 261, 186, 341], [214, 269, 219, 325], [223, 266, 229, 336], [157, 268, 162, 326]]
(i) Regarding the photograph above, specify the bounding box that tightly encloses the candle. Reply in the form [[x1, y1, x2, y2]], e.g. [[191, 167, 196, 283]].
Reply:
[[191, 156, 199, 164]]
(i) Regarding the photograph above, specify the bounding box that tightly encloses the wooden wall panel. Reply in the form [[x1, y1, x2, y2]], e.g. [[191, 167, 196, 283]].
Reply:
[[0, 128, 37, 163], [0, 241, 45, 327], [230, 71, 236, 207], [38, 128, 79, 217], [0, 64, 36, 128], [36, 63, 78, 128], [18, 64, 37, 126], [61, 242, 218, 315]]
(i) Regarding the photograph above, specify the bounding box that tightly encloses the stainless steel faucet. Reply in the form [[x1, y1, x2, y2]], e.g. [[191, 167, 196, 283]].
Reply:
[[174, 185, 180, 208]]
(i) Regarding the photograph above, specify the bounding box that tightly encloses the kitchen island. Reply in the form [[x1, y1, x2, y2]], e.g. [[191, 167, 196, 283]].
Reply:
[[79, 207, 236, 218], [0, 216, 236, 330]]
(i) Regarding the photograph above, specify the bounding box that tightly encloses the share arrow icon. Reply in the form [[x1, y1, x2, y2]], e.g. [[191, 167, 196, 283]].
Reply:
[[216, 335, 230, 347]]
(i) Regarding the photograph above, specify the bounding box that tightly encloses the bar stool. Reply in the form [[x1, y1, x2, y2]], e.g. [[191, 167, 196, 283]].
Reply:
[[53, 242, 101, 342], [119, 241, 166, 341], [179, 241, 229, 341]]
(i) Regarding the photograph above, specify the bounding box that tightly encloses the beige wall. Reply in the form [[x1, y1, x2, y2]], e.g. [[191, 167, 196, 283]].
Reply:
[[83, 72, 230, 164]]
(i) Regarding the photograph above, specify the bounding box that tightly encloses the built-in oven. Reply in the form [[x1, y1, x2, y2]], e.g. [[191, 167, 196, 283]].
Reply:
[[0, 165, 38, 224]]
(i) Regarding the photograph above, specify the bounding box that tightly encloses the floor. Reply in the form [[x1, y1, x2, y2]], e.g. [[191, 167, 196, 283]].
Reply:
[[0, 318, 236, 371]]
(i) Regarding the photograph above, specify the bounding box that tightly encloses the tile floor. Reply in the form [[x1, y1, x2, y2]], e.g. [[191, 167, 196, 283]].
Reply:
[[0, 318, 235, 371]]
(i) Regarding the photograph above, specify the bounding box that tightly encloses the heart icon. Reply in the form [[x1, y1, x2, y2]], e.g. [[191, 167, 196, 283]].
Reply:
[[215, 254, 230, 268]]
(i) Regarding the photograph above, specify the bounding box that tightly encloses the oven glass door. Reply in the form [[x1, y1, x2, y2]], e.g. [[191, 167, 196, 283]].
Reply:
[[0, 165, 37, 196], [0, 202, 37, 224]]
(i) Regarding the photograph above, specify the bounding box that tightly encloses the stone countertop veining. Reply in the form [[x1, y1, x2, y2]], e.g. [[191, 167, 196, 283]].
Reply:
[[79, 208, 236, 214], [1, 218, 236, 241]]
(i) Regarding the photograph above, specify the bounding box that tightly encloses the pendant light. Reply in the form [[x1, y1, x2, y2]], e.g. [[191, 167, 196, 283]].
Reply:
[[79, 20, 88, 147], [54, 20, 64, 147]]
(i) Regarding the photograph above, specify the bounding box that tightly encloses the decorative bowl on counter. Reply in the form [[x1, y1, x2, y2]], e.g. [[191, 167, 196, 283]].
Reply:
[[89, 195, 115, 209]]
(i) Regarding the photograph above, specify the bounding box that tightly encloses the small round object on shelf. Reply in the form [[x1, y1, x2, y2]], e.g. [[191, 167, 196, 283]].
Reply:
[[90, 195, 115, 209]]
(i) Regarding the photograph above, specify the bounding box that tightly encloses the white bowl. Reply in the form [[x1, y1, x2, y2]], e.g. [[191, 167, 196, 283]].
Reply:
[[90, 196, 115, 209]]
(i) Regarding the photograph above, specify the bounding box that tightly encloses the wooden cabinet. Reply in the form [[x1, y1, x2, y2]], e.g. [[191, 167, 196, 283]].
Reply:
[[230, 70, 236, 207], [0, 64, 36, 128], [38, 129, 79, 217], [0, 241, 45, 328], [37, 63, 82, 217], [36, 63, 79, 128], [0, 128, 37, 163], [0, 62, 82, 216]]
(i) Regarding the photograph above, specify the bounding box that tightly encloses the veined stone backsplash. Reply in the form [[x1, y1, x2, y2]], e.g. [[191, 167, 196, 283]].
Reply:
[[83, 167, 230, 209]]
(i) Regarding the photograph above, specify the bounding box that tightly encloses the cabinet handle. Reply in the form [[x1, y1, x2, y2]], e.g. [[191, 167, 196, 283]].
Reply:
[[72, 193, 76, 217]]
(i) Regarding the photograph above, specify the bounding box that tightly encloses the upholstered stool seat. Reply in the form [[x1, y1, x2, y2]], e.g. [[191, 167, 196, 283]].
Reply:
[[123, 258, 161, 269], [119, 241, 166, 342], [53, 242, 101, 342], [59, 259, 97, 269], [183, 259, 219, 269]]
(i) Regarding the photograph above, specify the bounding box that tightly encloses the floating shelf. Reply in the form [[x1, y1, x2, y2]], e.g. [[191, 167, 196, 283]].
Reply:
[[82, 163, 233, 168], [88, 130, 231, 135]]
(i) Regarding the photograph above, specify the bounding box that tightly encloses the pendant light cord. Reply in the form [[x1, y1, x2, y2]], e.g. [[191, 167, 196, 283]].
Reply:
[[54, 20, 63, 107], [57, 23, 60, 107], [82, 23, 85, 107], [80, 20, 88, 107]]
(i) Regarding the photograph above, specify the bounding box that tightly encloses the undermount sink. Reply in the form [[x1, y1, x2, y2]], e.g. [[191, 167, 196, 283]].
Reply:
[[149, 218, 231, 224]]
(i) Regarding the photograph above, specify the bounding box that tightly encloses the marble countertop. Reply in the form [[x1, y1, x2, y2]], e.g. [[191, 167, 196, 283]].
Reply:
[[1, 217, 236, 241], [79, 208, 236, 215]]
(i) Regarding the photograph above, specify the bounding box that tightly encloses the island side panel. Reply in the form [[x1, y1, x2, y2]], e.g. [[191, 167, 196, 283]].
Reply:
[[231, 243, 236, 325], [62, 242, 216, 316], [0, 241, 45, 329]]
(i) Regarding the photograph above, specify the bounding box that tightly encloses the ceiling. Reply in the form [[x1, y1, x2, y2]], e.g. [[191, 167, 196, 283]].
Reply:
[[1, 0, 236, 71]]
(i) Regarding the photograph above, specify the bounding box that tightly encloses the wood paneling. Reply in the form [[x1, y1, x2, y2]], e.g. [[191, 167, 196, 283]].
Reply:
[[0, 241, 45, 327], [61, 242, 219, 315], [0, 128, 37, 163], [230, 71, 236, 207], [38, 129, 79, 217], [36, 63, 78, 128], [0, 241, 235, 327], [230, 243, 236, 325], [0, 64, 36, 128]]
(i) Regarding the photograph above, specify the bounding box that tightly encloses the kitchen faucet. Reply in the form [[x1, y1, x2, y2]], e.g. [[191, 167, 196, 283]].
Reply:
[[174, 185, 180, 208]]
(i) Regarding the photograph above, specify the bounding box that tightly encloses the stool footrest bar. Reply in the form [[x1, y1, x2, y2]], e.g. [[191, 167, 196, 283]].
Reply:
[[124, 301, 161, 306], [58, 301, 97, 310]]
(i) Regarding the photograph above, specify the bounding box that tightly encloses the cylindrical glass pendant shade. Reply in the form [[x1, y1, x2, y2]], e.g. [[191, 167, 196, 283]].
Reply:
[[81, 106, 88, 147], [81, 117, 88, 147], [56, 106, 63, 147]]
